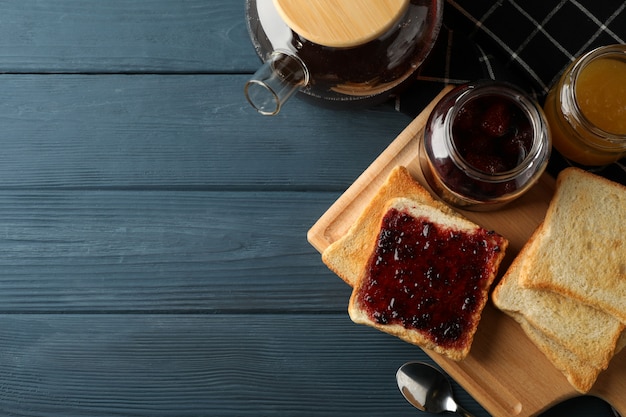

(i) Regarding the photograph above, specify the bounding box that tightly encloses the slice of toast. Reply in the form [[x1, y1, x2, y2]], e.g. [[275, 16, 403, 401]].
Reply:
[[493, 229, 624, 375], [348, 198, 508, 361], [518, 168, 626, 323], [322, 166, 460, 287], [505, 310, 602, 394]]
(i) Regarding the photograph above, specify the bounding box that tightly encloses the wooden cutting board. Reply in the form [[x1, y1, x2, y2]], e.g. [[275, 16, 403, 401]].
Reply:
[[307, 87, 626, 417]]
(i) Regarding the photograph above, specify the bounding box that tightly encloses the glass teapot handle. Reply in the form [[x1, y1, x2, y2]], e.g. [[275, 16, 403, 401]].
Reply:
[[245, 50, 309, 115]]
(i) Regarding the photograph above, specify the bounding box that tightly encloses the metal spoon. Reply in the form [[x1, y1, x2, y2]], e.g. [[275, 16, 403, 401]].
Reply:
[[396, 361, 476, 417]]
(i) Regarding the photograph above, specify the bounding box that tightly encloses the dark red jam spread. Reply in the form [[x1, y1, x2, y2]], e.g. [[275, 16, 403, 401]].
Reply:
[[357, 208, 502, 349], [436, 94, 534, 199]]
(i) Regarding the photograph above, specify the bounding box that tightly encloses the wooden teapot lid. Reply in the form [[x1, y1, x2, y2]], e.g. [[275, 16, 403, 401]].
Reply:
[[273, 0, 410, 48]]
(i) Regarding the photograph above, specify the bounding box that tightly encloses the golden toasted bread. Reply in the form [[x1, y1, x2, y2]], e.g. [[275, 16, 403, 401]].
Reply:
[[348, 198, 508, 361], [322, 166, 458, 286], [505, 310, 602, 393], [494, 167, 626, 392], [493, 228, 624, 392], [519, 168, 626, 323]]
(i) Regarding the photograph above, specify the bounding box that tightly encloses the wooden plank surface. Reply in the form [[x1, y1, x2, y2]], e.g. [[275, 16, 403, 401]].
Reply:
[[0, 1, 619, 416], [0, 0, 257, 73], [0, 190, 351, 313], [0, 74, 408, 190], [0, 314, 616, 417]]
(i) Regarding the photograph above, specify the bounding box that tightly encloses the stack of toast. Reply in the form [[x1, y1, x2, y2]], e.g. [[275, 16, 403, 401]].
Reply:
[[323, 166, 509, 361], [492, 167, 626, 393], [319, 164, 625, 391]]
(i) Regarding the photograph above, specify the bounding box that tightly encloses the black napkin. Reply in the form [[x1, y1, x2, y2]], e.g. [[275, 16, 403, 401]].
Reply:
[[398, 0, 626, 185]]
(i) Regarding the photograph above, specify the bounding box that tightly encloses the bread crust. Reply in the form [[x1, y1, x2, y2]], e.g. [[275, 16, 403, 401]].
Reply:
[[493, 226, 624, 391], [505, 310, 601, 393], [493, 167, 626, 393], [518, 168, 626, 323], [322, 166, 459, 287], [348, 198, 508, 361]]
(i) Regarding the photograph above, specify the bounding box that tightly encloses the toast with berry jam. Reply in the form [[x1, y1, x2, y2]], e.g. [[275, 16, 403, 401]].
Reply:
[[322, 166, 459, 287], [348, 198, 508, 361]]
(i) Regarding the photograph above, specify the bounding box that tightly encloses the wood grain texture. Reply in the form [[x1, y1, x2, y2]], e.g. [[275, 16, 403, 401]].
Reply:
[[0, 314, 613, 417], [0, 190, 353, 312], [0, 74, 409, 190], [274, 0, 409, 47], [0, 1, 618, 416], [0, 0, 256, 73]]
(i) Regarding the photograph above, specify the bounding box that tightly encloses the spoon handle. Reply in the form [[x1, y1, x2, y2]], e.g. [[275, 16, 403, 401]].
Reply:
[[456, 405, 476, 417]]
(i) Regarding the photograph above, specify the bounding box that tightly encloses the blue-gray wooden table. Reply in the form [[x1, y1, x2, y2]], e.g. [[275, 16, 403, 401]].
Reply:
[[0, 2, 619, 416]]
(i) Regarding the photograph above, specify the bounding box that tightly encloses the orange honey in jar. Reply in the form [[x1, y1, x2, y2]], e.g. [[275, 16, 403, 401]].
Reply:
[[544, 45, 626, 166]]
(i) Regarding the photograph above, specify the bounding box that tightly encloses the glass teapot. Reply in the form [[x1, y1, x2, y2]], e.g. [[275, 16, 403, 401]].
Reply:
[[244, 0, 443, 115]]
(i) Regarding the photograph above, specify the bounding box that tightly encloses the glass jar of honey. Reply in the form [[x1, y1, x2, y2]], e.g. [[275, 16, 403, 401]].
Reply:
[[420, 81, 551, 210], [543, 45, 626, 166]]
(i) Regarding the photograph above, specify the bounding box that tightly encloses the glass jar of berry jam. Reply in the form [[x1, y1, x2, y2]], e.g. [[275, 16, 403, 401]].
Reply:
[[420, 81, 551, 210], [543, 45, 626, 166]]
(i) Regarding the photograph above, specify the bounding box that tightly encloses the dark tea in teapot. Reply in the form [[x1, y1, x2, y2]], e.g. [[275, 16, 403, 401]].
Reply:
[[245, 0, 443, 115]]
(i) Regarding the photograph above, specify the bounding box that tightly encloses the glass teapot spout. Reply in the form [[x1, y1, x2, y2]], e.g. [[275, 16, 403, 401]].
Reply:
[[245, 50, 309, 116]]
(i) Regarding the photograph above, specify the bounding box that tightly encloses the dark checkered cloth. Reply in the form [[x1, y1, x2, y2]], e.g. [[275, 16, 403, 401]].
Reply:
[[398, 0, 626, 185]]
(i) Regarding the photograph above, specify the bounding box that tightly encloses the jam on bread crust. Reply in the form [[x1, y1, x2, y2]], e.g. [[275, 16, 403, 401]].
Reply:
[[349, 198, 508, 360]]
